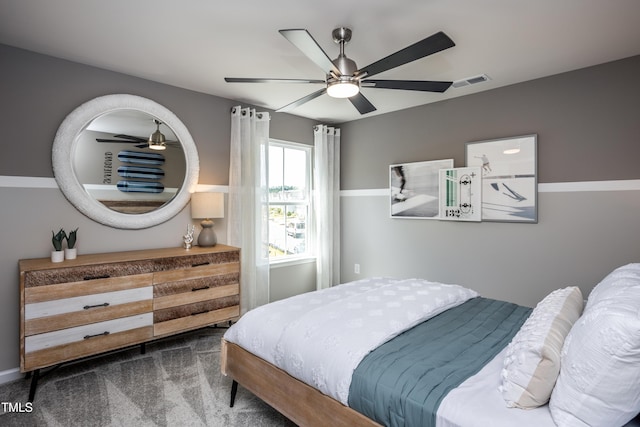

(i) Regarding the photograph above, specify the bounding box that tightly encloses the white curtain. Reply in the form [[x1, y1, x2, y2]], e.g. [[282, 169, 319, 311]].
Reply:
[[314, 125, 341, 290], [227, 106, 270, 313]]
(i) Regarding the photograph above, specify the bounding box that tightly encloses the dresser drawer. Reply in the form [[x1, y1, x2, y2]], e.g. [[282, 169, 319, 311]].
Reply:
[[154, 305, 239, 337], [25, 313, 153, 352], [24, 273, 153, 303], [154, 294, 239, 323], [154, 268, 239, 307], [23, 264, 156, 287], [150, 251, 240, 273], [24, 314, 153, 371], [26, 286, 152, 319], [154, 272, 239, 296], [153, 261, 239, 284], [25, 286, 153, 336]]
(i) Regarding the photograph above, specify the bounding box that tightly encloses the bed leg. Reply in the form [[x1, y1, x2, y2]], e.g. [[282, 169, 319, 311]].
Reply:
[[229, 380, 238, 407]]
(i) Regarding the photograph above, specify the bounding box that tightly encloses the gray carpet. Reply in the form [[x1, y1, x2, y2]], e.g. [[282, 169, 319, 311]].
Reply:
[[0, 328, 296, 426]]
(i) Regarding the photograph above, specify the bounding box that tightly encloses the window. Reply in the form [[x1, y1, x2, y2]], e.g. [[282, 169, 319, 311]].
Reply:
[[268, 140, 312, 260]]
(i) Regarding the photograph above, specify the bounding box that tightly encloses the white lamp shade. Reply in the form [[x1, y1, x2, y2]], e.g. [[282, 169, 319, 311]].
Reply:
[[191, 192, 224, 219]]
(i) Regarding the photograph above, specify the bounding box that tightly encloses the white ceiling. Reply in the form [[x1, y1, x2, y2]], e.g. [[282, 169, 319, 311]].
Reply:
[[1, 0, 639, 123]]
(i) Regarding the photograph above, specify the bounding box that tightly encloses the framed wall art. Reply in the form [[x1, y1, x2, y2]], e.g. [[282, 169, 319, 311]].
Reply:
[[390, 159, 453, 219], [465, 134, 537, 223], [438, 167, 482, 222]]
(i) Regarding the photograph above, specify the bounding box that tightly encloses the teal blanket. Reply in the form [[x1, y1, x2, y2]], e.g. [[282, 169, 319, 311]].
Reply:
[[348, 297, 531, 427]]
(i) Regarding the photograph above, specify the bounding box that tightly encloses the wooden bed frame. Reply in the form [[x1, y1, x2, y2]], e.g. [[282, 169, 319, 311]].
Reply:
[[221, 338, 381, 426]]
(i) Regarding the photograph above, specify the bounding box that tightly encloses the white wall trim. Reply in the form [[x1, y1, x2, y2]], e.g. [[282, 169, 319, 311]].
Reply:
[[341, 179, 640, 197], [0, 176, 230, 193], [0, 368, 23, 385], [0, 175, 58, 188], [538, 179, 640, 192], [4, 175, 639, 195], [341, 188, 388, 197]]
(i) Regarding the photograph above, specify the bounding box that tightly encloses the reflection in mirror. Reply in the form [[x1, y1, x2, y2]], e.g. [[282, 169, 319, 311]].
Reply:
[[75, 110, 186, 214], [53, 94, 199, 229]]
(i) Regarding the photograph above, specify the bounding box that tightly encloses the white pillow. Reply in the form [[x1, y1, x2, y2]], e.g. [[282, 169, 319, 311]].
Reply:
[[499, 286, 583, 408], [550, 263, 640, 427]]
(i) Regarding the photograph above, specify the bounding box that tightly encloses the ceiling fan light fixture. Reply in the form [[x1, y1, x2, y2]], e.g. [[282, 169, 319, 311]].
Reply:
[[148, 130, 167, 150], [327, 78, 360, 98], [148, 121, 167, 150]]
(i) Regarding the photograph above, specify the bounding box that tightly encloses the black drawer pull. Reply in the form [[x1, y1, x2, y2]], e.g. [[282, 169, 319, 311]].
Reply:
[[83, 274, 110, 281], [191, 310, 210, 316], [191, 286, 210, 292], [84, 331, 110, 340], [191, 262, 210, 268], [83, 303, 110, 310]]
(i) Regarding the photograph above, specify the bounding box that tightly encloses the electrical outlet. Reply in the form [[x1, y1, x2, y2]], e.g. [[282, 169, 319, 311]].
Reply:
[[354, 263, 360, 274]]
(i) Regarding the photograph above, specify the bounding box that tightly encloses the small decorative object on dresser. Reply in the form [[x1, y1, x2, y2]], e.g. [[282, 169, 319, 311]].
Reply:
[[191, 192, 225, 247], [64, 228, 78, 260], [19, 244, 240, 401], [50, 229, 65, 263], [183, 224, 195, 249]]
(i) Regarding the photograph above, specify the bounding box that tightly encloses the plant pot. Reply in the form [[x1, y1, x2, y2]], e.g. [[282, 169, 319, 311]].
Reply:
[[65, 247, 77, 260], [51, 250, 64, 263]]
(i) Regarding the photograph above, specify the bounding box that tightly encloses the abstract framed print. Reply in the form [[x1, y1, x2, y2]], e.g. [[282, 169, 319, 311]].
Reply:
[[390, 159, 454, 219], [466, 134, 537, 223], [439, 167, 482, 221]]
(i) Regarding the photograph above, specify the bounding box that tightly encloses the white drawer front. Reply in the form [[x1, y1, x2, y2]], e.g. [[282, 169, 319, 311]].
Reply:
[[25, 313, 153, 353], [25, 287, 152, 320]]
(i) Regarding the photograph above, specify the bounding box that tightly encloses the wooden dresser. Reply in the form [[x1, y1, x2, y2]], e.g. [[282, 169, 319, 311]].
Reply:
[[19, 245, 240, 395]]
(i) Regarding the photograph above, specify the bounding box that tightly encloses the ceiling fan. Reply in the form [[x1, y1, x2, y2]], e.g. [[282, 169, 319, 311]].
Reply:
[[96, 120, 178, 150], [225, 27, 455, 115]]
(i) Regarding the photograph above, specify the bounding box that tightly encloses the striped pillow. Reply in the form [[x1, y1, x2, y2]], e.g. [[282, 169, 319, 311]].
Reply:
[[499, 286, 584, 408]]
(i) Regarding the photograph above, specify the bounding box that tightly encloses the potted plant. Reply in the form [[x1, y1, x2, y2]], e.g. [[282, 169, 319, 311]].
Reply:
[[64, 228, 78, 260], [51, 228, 65, 263]]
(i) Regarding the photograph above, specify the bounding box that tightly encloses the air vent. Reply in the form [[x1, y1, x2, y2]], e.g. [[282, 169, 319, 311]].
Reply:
[[452, 74, 491, 89]]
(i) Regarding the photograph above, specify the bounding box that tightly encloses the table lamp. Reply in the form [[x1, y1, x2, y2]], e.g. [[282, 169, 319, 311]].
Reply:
[[191, 192, 224, 247]]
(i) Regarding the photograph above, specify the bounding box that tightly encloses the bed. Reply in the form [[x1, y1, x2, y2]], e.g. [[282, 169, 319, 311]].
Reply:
[[221, 264, 640, 427]]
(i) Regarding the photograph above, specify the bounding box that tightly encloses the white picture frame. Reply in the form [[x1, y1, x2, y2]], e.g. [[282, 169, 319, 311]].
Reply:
[[465, 134, 537, 223]]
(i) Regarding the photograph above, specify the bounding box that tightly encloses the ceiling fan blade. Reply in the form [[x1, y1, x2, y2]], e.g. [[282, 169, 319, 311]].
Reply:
[[225, 77, 325, 84], [113, 134, 148, 143], [96, 138, 139, 143], [276, 88, 327, 113], [279, 29, 341, 76], [362, 79, 453, 93], [349, 92, 377, 115], [356, 31, 455, 79]]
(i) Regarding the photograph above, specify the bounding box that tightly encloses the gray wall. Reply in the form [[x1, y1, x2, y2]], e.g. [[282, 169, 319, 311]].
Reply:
[[340, 55, 640, 307], [0, 44, 317, 373]]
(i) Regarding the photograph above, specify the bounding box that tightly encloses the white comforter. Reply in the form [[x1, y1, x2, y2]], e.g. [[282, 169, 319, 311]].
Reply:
[[224, 277, 478, 404]]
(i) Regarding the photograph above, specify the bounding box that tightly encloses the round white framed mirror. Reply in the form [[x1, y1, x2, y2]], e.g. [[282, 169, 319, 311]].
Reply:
[[52, 94, 199, 229]]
